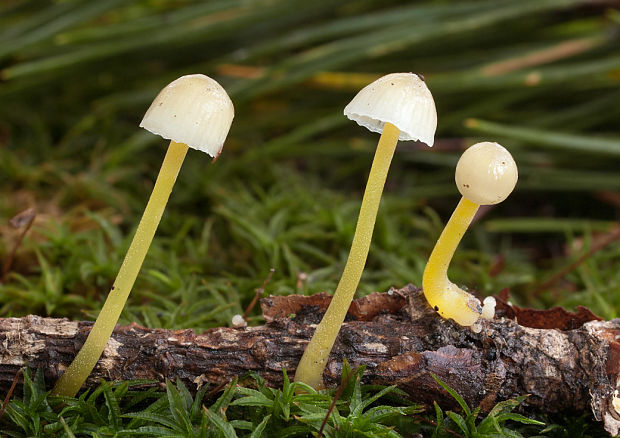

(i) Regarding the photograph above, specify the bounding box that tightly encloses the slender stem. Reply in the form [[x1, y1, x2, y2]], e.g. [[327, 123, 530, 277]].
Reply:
[[294, 122, 400, 389], [422, 196, 480, 326], [52, 140, 188, 397]]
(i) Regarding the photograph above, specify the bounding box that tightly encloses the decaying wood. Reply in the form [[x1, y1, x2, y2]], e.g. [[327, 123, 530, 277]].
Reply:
[[1, 285, 619, 434]]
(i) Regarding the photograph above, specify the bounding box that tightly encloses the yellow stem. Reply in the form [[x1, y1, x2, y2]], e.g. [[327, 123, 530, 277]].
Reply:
[[294, 122, 400, 389], [422, 196, 481, 326], [52, 140, 188, 397]]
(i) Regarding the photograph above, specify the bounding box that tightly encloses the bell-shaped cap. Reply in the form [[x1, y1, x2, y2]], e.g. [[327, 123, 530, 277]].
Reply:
[[343, 72, 436, 146], [140, 74, 234, 157], [455, 142, 518, 205]]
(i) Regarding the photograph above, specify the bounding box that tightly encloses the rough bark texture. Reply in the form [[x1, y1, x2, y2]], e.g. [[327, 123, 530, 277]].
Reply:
[[1, 285, 619, 434]]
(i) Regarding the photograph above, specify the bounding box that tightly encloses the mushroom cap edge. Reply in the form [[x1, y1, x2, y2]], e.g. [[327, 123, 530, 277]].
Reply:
[[140, 74, 234, 157], [343, 72, 437, 146]]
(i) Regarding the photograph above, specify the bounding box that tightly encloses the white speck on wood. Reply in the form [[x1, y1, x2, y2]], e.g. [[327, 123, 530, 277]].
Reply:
[[220, 330, 238, 342], [362, 342, 388, 353], [30, 318, 78, 337], [99, 338, 122, 370], [194, 374, 209, 390]]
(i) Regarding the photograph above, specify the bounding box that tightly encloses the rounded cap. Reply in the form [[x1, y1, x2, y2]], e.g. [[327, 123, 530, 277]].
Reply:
[[140, 74, 234, 157], [231, 314, 247, 328], [455, 142, 518, 205], [481, 296, 496, 320], [343, 73, 436, 145]]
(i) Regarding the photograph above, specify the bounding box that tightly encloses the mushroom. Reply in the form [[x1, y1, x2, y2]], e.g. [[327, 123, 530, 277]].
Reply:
[[294, 73, 437, 389], [481, 296, 497, 320], [231, 314, 247, 328], [52, 74, 234, 397], [422, 141, 517, 328]]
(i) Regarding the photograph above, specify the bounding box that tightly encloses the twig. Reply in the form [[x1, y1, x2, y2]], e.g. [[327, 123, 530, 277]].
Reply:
[[1, 208, 36, 282], [317, 367, 359, 438], [481, 36, 600, 76], [0, 287, 618, 434], [205, 379, 231, 401], [531, 225, 620, 296], [242, 268, 274, 319], [0, 368, 23, 421], [417, 416, 466, 438]]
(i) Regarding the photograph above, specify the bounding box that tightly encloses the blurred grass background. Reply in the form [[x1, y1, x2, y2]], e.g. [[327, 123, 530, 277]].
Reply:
[[0, 0, 619, 330]]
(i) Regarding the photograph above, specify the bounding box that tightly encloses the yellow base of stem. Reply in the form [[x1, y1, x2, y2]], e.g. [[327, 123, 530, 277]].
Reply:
[[294, 123, 400, 389], [422, 196, 481, 327], [52, 140, 188, 397]]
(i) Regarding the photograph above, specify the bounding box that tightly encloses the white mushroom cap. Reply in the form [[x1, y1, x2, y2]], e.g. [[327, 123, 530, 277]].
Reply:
[[455, 142, 518, 205], [231, 314, 247, 328], [481, 296, 496, 320], [343, 73, 437, 146], [140, 74, 234, 157]]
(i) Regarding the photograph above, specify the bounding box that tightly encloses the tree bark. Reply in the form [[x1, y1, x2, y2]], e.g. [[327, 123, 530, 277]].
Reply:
[[1, 285, 619, 435]]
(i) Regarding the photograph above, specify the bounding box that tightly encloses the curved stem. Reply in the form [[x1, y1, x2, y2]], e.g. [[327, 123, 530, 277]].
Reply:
[[294, 122, 400, 389], [422, 196, 481, 326], [52, 140, 188, 397]]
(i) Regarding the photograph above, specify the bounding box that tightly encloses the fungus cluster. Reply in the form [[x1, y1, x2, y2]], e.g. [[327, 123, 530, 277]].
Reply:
[[52, 75, 234, 397], [52, 71, 518, 397], [295, 75, 518, 389]]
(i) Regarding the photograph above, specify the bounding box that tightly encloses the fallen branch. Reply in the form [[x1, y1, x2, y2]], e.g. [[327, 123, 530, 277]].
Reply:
[[0, 285, 619, 434]]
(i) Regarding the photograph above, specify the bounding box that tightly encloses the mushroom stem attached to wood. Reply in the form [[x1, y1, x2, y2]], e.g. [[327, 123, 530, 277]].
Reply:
[[422, 141, 517, 329], [294, 73, 437, 389], [52, 75, 234, 397]]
